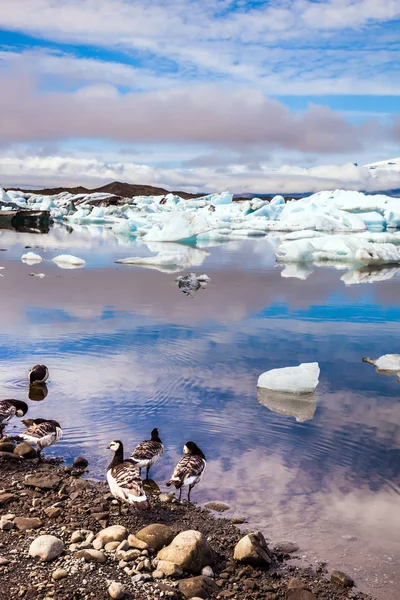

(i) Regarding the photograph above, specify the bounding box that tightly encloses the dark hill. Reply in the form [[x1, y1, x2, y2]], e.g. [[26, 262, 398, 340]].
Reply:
[[6, 181, 203, 199]]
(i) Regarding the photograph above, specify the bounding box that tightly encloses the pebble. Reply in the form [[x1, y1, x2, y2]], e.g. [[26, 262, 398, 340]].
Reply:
[[52, 568, 68, 581], [73, 456, 89, 469], [201, 566, 214, 577], [29, 535, 64, 562], [331, 570, 354, 587], [75, 549, 106, 563], [108, 581, 126, 599]]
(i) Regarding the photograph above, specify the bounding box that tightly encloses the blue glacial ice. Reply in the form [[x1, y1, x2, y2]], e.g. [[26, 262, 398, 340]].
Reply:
[[3, 186, 400, 268]]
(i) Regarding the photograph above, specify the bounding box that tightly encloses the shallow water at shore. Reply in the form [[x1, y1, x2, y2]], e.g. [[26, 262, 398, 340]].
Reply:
[[0, 226, 399, 599]]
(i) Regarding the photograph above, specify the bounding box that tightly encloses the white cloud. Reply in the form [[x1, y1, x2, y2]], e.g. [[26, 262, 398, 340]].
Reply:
[[2, 153, 400, 193]]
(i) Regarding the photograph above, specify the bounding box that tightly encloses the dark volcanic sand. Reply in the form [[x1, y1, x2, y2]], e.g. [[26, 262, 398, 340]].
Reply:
[[0, 455, 375, 600]]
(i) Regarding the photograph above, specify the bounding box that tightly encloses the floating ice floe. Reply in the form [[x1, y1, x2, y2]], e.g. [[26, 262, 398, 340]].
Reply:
[[257, 388, 317, 422], [29, 273, 46, 278], [257, 362, 320, 394], [21, 252, 43, 264], [275, 231, 400, 265], [362, 354, 400, 372], [3, 185, 400, 272], [175, 273, 211, 297], [52, 254, 86, 268], [115, 242, 208, 274]]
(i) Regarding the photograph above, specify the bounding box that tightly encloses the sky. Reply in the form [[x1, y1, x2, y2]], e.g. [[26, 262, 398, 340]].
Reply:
[[0, 0, 400, 193]]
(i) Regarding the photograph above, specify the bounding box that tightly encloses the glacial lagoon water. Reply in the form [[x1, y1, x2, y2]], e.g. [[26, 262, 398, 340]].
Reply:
[[0, 225, 399, 599]]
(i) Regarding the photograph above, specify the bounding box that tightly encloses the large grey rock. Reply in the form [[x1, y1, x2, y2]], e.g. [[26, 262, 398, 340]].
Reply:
[[158, 530, 214, 574], [24, 473, 61, 490], [157, 559, 184, 577], [135, 524, 175, 552], [96, 525, 127, 548], [233, 532, 272, 567], [178, 575, 218, 599], [29, 535, 64, 562]]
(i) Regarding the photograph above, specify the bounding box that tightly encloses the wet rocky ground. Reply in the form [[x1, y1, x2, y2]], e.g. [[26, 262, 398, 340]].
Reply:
[[0, 452, 376, 600]]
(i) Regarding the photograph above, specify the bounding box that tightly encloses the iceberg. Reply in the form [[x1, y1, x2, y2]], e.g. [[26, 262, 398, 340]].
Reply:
[[52, 254, 86, 268], [257, 362, 320, 394], [275, 232, 400, 265], [257, 388, 317, 422], [21, 252, 43, 264]]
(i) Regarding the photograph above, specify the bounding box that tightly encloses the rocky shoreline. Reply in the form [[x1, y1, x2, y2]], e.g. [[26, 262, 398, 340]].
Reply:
[[0, 454, 375, 600]]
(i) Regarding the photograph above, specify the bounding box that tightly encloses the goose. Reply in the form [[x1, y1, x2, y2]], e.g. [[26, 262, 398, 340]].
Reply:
[[166, 441, 206, 502], [0, 399, 28, 424], [21, 418, 62, 461], [362, 354, 400, 372], [130, 428, 164, 480], [29, 365, 49, 385], [175, 273, 210, 297], [107, 440, 150, 511]]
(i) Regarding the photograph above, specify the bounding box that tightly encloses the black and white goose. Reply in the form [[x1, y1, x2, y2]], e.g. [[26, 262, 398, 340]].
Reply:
[[29, 365, 49, 385], [107, 440, 150, 511], [21, 418, 62, 461], [0, 399, 28, 424], [130, 428, 164, 480], [166, 441, 206, 502]]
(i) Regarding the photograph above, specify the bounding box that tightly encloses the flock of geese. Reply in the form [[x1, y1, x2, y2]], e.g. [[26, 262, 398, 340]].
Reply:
[[0, 366, 206, 510]]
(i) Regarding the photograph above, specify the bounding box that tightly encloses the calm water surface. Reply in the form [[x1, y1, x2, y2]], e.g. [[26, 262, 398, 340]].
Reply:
[[0, 226, 399, 599]]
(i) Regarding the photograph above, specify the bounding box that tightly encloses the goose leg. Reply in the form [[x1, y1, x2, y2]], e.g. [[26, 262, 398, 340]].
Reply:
[[118, 501, 122, 516], [188, 484, 194, 503], [145, 466, 150, 481], [139, 467, 142, 478], [178, 487, 182, 502], [37, 451, 43, 463]]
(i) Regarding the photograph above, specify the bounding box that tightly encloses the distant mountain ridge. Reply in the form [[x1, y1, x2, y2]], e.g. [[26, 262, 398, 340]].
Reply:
[[6, 181, 203, 199]]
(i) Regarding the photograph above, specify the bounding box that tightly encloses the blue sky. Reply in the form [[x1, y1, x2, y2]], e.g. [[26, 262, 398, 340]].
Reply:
[[0, 0, 399, 192]]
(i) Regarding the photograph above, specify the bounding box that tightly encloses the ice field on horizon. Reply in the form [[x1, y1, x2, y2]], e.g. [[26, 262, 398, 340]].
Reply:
[[2, 184, 400, 279]]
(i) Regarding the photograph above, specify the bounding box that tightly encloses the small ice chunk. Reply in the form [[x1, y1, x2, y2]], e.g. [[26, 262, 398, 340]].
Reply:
[[257, 362, 320, 394], [52, 254, 86, 268], [29, 273, 46, 278], [21, 252, 43, 264]]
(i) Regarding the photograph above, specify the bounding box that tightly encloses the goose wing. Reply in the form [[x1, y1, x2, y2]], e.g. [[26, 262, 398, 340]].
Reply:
[[22, 420, 61, 440], [131, 440, 163, 461], [171, 454, 205, 485], [0, 400, 16, 422], [110, 460, 145, 498]]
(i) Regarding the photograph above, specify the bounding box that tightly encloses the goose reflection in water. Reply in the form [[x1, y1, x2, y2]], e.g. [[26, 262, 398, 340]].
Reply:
[[28, 383, 48, 402]]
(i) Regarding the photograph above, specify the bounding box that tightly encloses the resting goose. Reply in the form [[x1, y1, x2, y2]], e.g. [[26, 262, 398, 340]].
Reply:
[[107, 440, 149, 511], [21, 418, 62, 461], [166, 441, 206, 502], [130, 428, 164, 480], [0, 399, 28, 424], [29, 365, 49, 385]]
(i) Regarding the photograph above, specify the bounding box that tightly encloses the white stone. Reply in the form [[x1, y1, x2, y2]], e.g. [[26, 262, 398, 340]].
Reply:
[[29, 535, 64, 562]]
